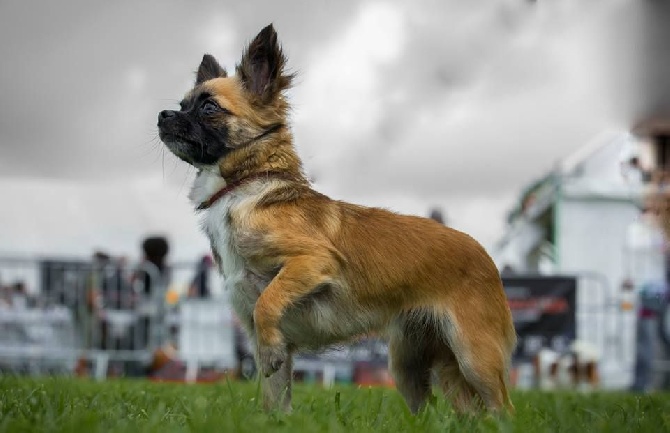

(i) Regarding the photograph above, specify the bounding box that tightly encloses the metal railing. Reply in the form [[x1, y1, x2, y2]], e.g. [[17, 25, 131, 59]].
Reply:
[[3, 257, 655, 389], [0, 257, 236, 380]]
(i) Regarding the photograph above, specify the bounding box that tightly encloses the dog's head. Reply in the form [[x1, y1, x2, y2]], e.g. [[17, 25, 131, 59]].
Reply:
[[157, 24, 293, 169]]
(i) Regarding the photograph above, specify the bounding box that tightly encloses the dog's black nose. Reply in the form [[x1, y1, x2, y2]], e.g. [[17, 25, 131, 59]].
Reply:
[[158, 110, 176, 123]]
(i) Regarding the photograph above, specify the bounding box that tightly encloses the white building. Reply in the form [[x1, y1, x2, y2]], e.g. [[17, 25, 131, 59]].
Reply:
[[494, 129, 669, 388]]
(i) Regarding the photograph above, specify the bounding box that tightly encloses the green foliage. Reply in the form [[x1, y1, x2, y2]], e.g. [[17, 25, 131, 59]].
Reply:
[[0, 377, 668, 433]]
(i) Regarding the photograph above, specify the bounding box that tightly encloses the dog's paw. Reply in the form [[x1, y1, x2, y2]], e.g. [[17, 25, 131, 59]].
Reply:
[[258, 344, 287, 377]]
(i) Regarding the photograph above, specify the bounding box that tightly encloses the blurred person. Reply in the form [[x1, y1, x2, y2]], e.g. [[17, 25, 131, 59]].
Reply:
[[115, 255, 136, 310], [10, 281, 28, 309], [623, 156, 652, 185], [626, 199, 669, 392], [94, 252, 133, 352], [85, 251, 109, 345], [98, 255, 135, 312], [619, 139, 650, 185], [428, 207, 446, 225], [102, 255, 141, 362], [0, 284, 12, 309], [0, 273, 6, 308], [134, 236, 170, 296], [132, 236, 170, 351], [500, 264, 516, 277], [188, 255, 213, 298], [74, 251, 109, 376]]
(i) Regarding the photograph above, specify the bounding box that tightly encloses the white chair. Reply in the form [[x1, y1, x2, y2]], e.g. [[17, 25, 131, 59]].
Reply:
[[178, 300, 236, 382]]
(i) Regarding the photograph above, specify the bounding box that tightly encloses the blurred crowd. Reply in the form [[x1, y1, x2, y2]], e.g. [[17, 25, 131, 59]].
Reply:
[[73, 236, 219, 379], [0, 234, 222, 380]]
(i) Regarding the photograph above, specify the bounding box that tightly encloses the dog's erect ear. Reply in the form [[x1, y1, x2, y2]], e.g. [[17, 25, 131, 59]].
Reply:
[[236, 24, 293, 103], [196, 54, 227, 85]]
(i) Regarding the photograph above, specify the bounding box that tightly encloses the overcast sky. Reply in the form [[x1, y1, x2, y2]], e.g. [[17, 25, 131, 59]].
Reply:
[[0, 0, 658, 253]]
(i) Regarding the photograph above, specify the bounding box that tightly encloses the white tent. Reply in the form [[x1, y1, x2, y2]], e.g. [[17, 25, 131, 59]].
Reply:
[[0, 177, 209, 262]]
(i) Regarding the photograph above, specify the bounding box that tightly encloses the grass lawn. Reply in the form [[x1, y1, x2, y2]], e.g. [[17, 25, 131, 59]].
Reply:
[[0, 377, 669, 432]]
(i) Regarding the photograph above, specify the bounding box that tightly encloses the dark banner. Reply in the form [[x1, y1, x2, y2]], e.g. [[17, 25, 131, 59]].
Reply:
[[502, 276, 577, 361]]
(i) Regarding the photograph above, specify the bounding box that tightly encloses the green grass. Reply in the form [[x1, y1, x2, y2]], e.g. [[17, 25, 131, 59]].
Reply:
[[0, 377, 668, 433]]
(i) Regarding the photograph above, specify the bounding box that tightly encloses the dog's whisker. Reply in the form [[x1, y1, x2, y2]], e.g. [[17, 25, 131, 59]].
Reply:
[[162, 149, 166, 181], [177, 165, 193, 196]]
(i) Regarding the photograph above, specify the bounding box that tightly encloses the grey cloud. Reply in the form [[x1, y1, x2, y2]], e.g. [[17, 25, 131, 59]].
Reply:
[[297, 0, 662, 205], [0, 0, 357, 180], [1, 0, 669, 250]]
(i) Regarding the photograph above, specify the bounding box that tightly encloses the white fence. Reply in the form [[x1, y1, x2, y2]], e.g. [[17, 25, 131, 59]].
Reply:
[[0, 257, 237, 380], [0, 256, 370, 385], [5, 256, 662, 389]]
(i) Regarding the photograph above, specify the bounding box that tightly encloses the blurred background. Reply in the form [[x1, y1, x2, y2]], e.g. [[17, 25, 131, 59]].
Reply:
[[1, 0, 670, 393]]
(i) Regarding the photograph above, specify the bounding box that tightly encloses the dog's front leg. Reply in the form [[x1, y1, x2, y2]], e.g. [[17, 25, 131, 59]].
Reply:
[[253, 254, 336, 378], [258, 349, 293, 412]]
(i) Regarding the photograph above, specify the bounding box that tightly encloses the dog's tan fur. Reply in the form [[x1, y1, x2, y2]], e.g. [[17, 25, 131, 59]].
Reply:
[[158, 24, 516, 414]]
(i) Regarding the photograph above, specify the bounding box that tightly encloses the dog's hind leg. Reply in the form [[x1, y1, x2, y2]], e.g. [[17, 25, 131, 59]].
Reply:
[[433, 352, 481, 413], [433, 303, 515, 413], [388, 310, 437, 414]]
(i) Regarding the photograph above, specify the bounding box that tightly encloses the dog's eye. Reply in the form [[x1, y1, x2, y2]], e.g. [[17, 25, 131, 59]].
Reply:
[[200, 100, 220, 116]]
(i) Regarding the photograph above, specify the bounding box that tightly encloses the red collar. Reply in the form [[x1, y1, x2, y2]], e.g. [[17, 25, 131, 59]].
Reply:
[[196, 171, 292, 211]]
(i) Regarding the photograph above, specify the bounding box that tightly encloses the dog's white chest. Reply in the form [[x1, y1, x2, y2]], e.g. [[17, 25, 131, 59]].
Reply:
[[191, 170, 249, 283], [201, 194, 264, 329], [202, 195, 244, 282], [190, 171, 268, 328]]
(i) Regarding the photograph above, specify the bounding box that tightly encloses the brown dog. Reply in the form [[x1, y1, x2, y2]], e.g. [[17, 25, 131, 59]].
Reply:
[[158, 24, 516, 414]]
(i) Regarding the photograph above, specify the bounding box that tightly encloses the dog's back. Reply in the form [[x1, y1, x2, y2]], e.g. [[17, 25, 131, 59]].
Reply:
[[334, 203, 517, 413], [263, 197, 517, 413]]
